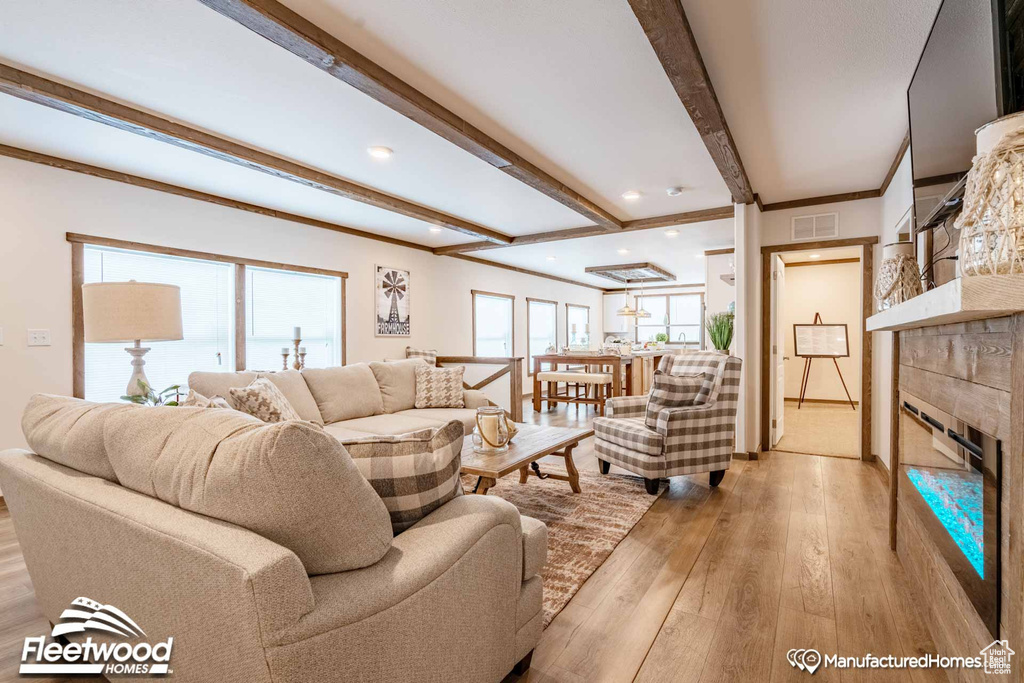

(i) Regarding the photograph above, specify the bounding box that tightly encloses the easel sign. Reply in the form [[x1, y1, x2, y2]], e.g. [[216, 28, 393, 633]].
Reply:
[[793, 313, 855, 410], [793, 324, 849, 358]]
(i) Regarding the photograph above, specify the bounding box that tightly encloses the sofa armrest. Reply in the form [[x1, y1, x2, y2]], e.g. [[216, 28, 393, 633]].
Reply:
[[275, 494, 523, 646], [520, 515, 547, 580], [463, 389, 492, 409], [605, 394, 648, 418]]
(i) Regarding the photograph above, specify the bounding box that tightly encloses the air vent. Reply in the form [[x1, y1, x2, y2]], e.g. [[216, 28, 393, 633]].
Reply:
[[791, 212, 839, 241]]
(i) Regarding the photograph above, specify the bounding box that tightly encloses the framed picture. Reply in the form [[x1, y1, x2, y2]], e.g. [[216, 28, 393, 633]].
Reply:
[[793, 324, 849, 358], [375, 266, 411, 337]]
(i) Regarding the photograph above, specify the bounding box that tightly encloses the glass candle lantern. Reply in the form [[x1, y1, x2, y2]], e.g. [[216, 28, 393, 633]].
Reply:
[[472, 405, 510, 454]]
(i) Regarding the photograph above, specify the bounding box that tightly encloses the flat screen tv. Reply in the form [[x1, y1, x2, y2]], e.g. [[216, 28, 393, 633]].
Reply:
[[908, 0, 1004, 233]]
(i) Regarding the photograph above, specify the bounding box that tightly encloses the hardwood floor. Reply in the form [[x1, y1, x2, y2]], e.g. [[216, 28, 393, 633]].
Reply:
[[0, 401, 937, 683]]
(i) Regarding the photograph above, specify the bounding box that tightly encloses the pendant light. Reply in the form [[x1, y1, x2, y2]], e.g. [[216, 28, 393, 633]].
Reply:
[[635, 281, 651, 319], [616, 282, 637, 317]]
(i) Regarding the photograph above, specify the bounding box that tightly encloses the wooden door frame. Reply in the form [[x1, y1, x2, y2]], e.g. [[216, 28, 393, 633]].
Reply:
[[759, 236, 878, 461]]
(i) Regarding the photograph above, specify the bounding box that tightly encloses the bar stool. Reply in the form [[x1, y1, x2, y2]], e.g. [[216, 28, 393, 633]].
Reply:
[[535, 370, 613, 415]]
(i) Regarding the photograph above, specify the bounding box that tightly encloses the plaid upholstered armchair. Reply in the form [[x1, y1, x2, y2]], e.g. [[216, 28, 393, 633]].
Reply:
[[593, 352, 742, 495]]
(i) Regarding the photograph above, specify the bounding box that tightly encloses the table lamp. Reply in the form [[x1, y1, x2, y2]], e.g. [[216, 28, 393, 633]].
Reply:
[[82, 281, 183, 397]]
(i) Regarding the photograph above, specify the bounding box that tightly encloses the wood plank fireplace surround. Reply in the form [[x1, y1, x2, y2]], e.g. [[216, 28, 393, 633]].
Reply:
[[868, 275, 1024, 680]]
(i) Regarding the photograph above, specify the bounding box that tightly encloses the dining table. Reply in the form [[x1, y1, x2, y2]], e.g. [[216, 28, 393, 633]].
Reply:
[[531, 350, 673, 413]]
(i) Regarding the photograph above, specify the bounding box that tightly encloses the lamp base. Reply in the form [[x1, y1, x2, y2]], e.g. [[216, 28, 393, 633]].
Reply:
[[124, 343, 152, 397]]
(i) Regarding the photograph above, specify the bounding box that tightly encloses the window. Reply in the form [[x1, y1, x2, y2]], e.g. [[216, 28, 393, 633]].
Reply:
[[473, 290, 514, 356], [83, 245, 233, 401], [245, 266, 342, 370], [527, 298, 557, 374], [635, 293, 704, 349], [566, 304, 590, 347]]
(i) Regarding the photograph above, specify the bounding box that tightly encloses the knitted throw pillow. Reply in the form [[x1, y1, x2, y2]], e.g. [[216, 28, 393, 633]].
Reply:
[[229, 378, 302, 423], [414, 365, 465, 408]]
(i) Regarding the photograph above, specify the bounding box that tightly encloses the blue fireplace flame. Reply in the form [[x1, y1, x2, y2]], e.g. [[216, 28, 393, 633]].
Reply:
[[906, 467, 984, 578]]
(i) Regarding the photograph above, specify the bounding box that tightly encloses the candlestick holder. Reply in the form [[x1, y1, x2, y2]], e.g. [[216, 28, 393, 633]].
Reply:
[[281, 350, 290, 371], [298, 350, 307, 369], [292, 338, 302, 371]]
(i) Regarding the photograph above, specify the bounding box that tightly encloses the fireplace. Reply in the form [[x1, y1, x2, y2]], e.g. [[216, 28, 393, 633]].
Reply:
[[899, 391, 1001, 638]]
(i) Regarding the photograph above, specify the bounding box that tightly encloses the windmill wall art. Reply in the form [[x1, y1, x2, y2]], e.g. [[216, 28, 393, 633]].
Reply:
[[375, 265, 411, 336]]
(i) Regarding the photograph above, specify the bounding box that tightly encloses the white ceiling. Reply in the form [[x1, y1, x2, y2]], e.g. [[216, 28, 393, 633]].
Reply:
[[475, 219, 735, 288], [780, 245, 861, 264], [277, 0, 734, 219], [684, 0, 942, 203]]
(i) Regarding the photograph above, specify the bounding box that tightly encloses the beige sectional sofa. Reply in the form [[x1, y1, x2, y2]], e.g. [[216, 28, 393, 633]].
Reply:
[[0, 362, 546, 682], [188, 357, 490, 441]]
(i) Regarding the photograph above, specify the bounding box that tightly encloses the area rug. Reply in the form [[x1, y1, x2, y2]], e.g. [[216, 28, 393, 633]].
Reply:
[[461, 470, 660, 627]]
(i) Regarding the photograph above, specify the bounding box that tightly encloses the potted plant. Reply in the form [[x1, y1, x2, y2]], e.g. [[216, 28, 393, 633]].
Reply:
[[705, 312, 734, 354], [654, 332, 668, 349], [121, 380, 182, 406]]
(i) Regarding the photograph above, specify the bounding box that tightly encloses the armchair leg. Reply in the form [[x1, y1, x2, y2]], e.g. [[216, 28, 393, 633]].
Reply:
[[709, 469, 726, 487], [644, 478, 660, 495], [512, 649, 534, 676], [598, 459, 610, 475]]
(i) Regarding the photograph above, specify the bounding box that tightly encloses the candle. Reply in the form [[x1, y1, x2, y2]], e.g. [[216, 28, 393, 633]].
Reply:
[[480, 414, 501, 448], [571, 323, 577, 333], [299, 347, 306, 354], [281, 347, 290, 354], [293, 326, 301, 339]]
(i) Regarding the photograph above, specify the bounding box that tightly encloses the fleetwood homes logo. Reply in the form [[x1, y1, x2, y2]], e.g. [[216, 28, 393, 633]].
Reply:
[[20, 597, 173, 676]]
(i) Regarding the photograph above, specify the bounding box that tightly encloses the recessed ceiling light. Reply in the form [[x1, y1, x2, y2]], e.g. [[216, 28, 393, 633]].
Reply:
[[665, 229, 679, 237], [666, 187, 684, 197], [809, 254, 821, 259], [621, 190, 642, 201], [546, 256, 557, 261], [367, 146, 394, 159], [429, 227, 443, 233], [617, 248, 630, 255]]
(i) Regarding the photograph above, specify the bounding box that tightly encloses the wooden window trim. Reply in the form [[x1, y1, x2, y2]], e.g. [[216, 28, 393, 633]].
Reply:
[[565, 303, 591, 346], [526, 298, 558, 376], [634, 292, 705, 348], [472, 290, 515, 357], [69, 232, 347, 396]]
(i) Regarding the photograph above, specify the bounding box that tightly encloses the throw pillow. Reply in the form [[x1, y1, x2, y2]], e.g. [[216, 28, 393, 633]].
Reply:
[[405, 346, 438, 366], [414, 365, 465, 408], [341, 420, 465, 533], [229, 378, 302, 423], [645, 371, 707, 429], [181, 389, 233, 410]]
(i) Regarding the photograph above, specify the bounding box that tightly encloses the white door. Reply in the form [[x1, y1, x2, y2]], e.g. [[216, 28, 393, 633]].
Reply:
[[770, 256, 787, 446]]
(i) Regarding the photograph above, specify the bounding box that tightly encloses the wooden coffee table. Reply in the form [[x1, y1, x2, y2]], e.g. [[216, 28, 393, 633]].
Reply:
[[461, 424, 593, 495]]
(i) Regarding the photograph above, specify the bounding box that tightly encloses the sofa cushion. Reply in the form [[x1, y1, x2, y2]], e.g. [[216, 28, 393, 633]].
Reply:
[[104, 406, 393, 575], [187, 371, 258, 409], [21, 394, 136, 482], [369, 358, 427, 413], [261, 370, 323, 424], [395, 408, 478, 434], [340, 420, 465, 533], [405, 346, 438, 366], [335, 413, 446, 436], [414, 365, 465, 408], [230, 378, 303, 423], [302, 364, 384, 422], [321, 423, 377, 441], [593, 417, 664, 456]]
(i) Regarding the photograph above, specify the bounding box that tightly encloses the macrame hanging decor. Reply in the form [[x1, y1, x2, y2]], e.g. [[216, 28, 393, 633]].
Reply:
[[874, 243, 922, 312], [957, 122, 1024, 276]]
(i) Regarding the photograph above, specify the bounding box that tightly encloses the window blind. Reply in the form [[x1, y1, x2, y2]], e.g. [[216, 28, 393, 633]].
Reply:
[[528, 300, 556, 370], [246, 267, 341, 371], [567, 305, 590, 346], [83, 246, 233, 402], [474, 294, 513, 356]]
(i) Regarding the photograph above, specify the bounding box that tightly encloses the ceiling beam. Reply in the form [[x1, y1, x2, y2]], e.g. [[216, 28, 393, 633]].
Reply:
[[195, 0, 623, 231], [628, 0, 754, 205], [878, 132, 910, 196], [433, 204, 734, 255], [759, 189, 880, 212], [0, 62, 512, 244], [0, 144, 613, 291]]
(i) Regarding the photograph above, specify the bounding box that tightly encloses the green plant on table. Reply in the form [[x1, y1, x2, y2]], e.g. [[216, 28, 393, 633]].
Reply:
[[705, 312, 734, 351], [121, 380, 182, 406], [654, 332, 669, 343]]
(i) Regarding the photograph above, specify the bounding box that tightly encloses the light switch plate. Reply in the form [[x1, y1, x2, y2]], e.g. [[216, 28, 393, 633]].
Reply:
[[27, 329, 51, 347]]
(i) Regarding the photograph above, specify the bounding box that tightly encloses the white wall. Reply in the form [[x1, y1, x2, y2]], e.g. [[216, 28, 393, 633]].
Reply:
[[704, 252, 735, 349], [781, 261, 862, 402], [873, 151, 915, 469], [0, 156, 604, 452]]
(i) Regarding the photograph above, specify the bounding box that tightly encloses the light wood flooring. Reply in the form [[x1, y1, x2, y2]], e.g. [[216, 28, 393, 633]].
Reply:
[[0, 401, 942, 683], [775, 400, 861, 459]]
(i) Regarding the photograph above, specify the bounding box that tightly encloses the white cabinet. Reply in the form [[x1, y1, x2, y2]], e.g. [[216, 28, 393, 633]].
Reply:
[[603, 293, 631, 334]]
